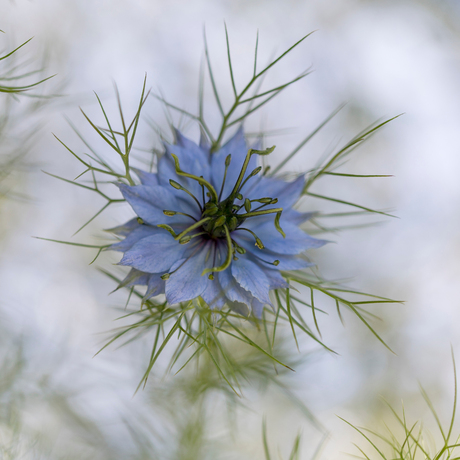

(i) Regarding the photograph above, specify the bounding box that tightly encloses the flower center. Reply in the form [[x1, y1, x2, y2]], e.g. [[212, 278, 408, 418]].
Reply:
[[201, 197, 241, 238], [158, 145, 285, 277]]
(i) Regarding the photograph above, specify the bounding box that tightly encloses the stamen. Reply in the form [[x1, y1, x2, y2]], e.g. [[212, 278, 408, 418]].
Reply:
[[233, 227, 264, 249], [137, 217, 144, 225], [231, 238, 247, 254], [200, 179, 205, 206], [163, 210, 198, 222], [161, 243, 208, 280], [252, 198, 278, 212], [251, 253, 280, 266], [201, 225, 233, 276], [229, 216, 238, 230], [157, 224, 177, 237], [244, 198, 251, 213], [213, 215, 226, 228], [179, 231, 207, 245], [228, 146, 275, 200], [218, 154, 232, 201], [238, 166, 262, 193], [237, 208, 285, 237], [174, 217, 211, 241], [208, 245, 218, 280], [171, 153, 219, 203], [203, 202, 219, 216], [169, 179, 203, 212]]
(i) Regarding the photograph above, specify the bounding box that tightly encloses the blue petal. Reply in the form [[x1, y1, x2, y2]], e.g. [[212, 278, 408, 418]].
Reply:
[[263, 267, 289, 289], [165, 241, 216, 304], [118, 183, 193, 226], [132, 168, 159, 187], [245, 220, 327, 254], [106, 218, 140, 236], [119, 233, 187, 273], [228, 301, 251, 316], [210, 127, 257, 199], [118, 268, 150, 288], [200, 241, 230, 309], [281, 209, 316, 225], [232, 234, 314, 270], [200, 277, 227, 309], [251, 298, 267, 318], [218, 265, 254, 306], [231, 257, 272, 305], [144, 274, 165, 299], [246, 175, 305, 210], [199, 130, 211, 152], [175, 129, 209, 161], [110, 224, 161, 252], [165, 143, 212, 179], [158, 131, 212, 198]]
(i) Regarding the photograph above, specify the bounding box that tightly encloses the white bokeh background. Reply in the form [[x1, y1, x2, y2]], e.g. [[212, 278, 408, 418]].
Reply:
[[2, 0, 460, 458]]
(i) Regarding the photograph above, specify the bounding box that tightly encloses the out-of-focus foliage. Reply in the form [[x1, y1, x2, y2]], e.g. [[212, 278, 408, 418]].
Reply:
[[0, 33, 53, 213], [345, 355, 459, 460]]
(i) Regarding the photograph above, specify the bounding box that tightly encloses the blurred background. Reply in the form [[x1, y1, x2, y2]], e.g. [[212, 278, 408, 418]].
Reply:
[[2, 0, 460, 458]]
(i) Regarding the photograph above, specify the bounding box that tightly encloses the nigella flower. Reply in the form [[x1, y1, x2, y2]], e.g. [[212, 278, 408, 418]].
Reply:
[[109, 128, 326, 317]]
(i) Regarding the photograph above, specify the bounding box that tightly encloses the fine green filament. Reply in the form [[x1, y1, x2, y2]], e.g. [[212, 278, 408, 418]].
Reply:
[[228, 146, 275, 200], [238, 208, 285, 237], [218, 154, 232, 200], [169, 179, 203, 211], [171, 153, 219, 203], [202, 225, 233, 276], [174, 217, 212, 241]]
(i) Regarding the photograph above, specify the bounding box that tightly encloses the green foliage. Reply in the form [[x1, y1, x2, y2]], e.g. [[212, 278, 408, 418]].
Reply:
[[344, 353, 460, 460], [0, 36, 53, 95]]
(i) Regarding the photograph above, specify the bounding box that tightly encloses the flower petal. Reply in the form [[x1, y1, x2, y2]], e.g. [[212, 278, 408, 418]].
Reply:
[[263, 267, 289, 289], [144, 274, 165, 299], [245, 220, 327, 254], [232, 233, 314, 270], [246, 175, 305, 209], [281, 209, 316, 225], [157, 131, 212, 198], [106, 218, 140, 236], [119, 233, 187, 273], [118, 183, 190, 226], [251, 298, 267, 318], [218, 266, 254, 306], [231, 257, 272, 305], [118, 268, 150, 288], [200, 277, 227, 309], [110, 224, 161, 252], [132, 168, 159, 187], [210, 127, 257, 199], [165, 241, 216, 304]]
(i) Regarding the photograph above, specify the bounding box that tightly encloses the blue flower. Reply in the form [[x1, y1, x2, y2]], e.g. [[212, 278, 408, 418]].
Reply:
[[109, 128, 326, 317]]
